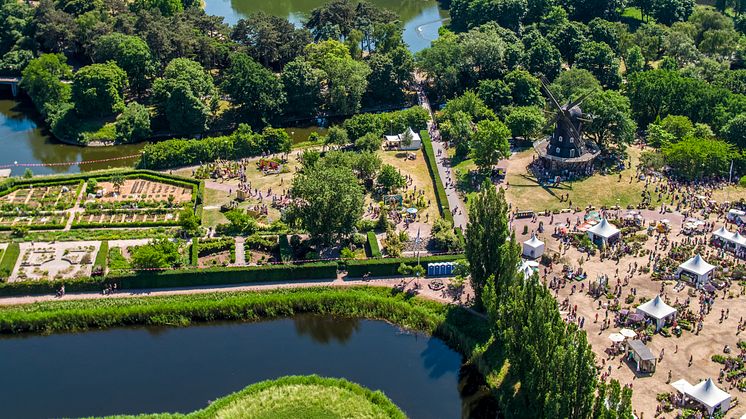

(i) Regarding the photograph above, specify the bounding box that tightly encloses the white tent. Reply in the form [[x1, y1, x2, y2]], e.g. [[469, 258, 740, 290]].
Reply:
[[522, 234, 545, 259], [587, 218, 621, 245], [636, 295, 677, 331], [384, 127, 422, 151], [727, 208, 746, 223], [712, 226, 730, 240], [518, 260, 539, 279], [676, 254, 716, 287], [672, 378, 731, 415]]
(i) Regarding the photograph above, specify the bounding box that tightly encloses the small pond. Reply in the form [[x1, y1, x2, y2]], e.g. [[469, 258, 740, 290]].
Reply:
[[0, 315, 497, 419]]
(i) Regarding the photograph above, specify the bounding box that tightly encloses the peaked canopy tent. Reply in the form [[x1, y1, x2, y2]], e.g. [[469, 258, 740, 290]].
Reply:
[[671, 378, 731, 415], [522, 234, 545, 259], [518, 260, 539, 279], [636, 295, 677, 331], [676, 254, 716, 287], [587, 219, 621, 246], [384, 127, 422, 151]]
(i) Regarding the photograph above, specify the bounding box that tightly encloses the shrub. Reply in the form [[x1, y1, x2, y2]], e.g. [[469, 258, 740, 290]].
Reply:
[[93, 241, 109, 276], [278, 235, 292, 262], [420, 130, 452, 224], [367, 231, 381, 258]]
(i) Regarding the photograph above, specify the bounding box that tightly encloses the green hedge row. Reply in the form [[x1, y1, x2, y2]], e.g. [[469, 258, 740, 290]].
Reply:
[[346, 254, 464, 277], [71, 221, 180, 229], [0, 262, 339, 296], [94, 241, 108, 268], [420, 130, 452, 224], [190, 238, 199, 266], [0, 223, 65, 231], [279, 235, 292, 262], [366, 231, 381, 258], [0, 242, 20, 280]]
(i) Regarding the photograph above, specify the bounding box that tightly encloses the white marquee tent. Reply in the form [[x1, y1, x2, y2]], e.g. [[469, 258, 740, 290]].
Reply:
[[671, 378, 731, 415], [522, 234, 545, 259], [587, 219, 620, 245], [636, 295, 677, 331], [676, 254, 716, 287], [384, 127, 422, 151]]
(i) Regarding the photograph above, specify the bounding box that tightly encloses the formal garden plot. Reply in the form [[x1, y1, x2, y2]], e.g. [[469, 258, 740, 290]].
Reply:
[[0, 182, 80, 212], [0, 214, 67, 229], [93, 179, 192, 204], [196, 237, 236, 268], [12, 242, 99, 282]]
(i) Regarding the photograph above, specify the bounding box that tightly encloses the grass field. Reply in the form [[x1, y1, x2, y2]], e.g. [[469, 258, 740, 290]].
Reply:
[[378, 149, 439, 222]]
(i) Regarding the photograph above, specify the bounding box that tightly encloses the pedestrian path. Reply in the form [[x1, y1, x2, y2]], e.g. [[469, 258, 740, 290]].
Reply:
[[234, 236, 246, 265]]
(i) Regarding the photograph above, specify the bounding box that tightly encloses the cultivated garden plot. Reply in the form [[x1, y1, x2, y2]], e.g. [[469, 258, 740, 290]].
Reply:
[[0, 214, 68, 229], [0, 182, 81, 212], [93, 179, 192, 204], [11, 241, 100, 282]]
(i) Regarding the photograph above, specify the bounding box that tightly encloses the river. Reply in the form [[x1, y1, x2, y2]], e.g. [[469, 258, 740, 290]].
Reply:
[[0, 315, 496, 419]]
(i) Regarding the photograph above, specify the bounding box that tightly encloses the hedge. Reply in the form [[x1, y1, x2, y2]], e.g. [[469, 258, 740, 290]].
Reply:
[[279, 235, 292, 262], [420, 130, 452, 224], [0, 242, 20, 280], [190, 238, 199, 266], [0, 262, 339, 296], [366, 231, 381, 258], [71, 221, 181, 229], [94, 241, 108, 268], [346, 254, 465, 277]]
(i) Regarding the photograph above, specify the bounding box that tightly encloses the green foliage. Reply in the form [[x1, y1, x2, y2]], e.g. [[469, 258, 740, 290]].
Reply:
[[289, 165, 364, 244], [221, 209, 258, 236], [663, 137, 735, 180], [20, 54, 72, 118], [505, 106, 546, 140], [281, 58, 323, 119], [420, 130, 453, 224], [366, 231, 381, 258], [575, 41, 621, 88], [377, 164, 406, 194], [582, 90, 636, 148], [114, 102, 151, 143], [222, 52, 285, 123], [71, 62, 128, 117], [92, 33, 153, 93], [346, 255, 465, 277], [130, 238, 182, 269], [343, 106, 429, 140], [0, 242, 20, 280], [94, 241, 109, 273], [431, 218, 464, 252], [471, 119, 511, 171], [279, 235, 292, 262]]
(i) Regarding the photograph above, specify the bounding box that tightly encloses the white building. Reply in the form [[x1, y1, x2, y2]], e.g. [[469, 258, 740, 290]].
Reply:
[[671, 378, 731, 415], [587, 218, 621, 246], [676, 254, 715, 287], [636, 295, 677, 331], [384, 127, 422, 151], [522, 234, 545, 259]]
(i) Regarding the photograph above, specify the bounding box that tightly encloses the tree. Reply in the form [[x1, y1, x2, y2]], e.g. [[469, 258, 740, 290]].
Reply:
[[159, 58, 216, 99], [355, 132, 383, 152], [723, 114, 746, 148], [224, 209, 258, 235], [319, 53, 370, 114], [281, 58, 323, 119], [178, 207, 200, 236], [415, 30, 463, 100], [92, 33, 154, 93], [289, 166, 364, 244], [659, 115, 694, 140], [478, 79, 513, 116], [232, 12, 311, 70], [652, 0, 695, 25], [71, 62, 128, 117], [547, 21, 589, 64], [564, 0, 626, 21], [505, 106, 546, 140], [523, 36, 562, 80], [662, 137, 734, 180], [505, 69, 543, 107], [115, 102, 151, 143], [575, 41, 621, 89], [325, 126, 349, 148], [222, 52, 285, 123], [130, 238, 181, 269], [471, 120, 511, 171], [624, 46, 646, 75], [549, 68, 601, 103], [20, 54, 72, 118], [164, 81, 208, 135], [366, 47, 414, 103], [465, 182, 517, 308], [111, 174, 125, 194], [377, 164, 406, 193], [582, 90, 636, 149]]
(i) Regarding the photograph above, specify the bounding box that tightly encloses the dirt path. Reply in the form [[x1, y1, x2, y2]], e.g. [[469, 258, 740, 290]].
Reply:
[[0, 276, 471, 307]]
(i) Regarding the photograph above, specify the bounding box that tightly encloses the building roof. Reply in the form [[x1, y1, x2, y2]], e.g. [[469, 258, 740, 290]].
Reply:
[[713, 226, 730, 239], [587, 218, 620, 239], [384, 127, 421, 143], [0, 169, 10, 178], [523, 234, 544, 248], [679, 254, 716, 276], [688, 379, 731, 409], [637, 295, 677, 320], [627, 339, 656, 361]]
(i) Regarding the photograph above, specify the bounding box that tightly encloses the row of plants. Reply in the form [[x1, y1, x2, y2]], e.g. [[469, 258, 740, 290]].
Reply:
[[196, 238, 235, 258], [367, 231, 381, 258], [0, 242, 20, 280], [420, 130, 453, 225]]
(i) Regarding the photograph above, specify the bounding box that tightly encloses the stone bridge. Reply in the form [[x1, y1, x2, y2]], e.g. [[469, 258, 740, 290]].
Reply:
[[0, 77, 20, 97]]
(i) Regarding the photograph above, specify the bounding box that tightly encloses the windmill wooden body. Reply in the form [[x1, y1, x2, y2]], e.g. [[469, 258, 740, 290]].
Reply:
[[533, 77, 600, 173]]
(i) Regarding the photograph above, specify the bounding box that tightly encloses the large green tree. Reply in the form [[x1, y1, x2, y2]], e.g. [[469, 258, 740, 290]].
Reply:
[[281, 58, 323, 119], [505, 106, 546, 140], [290, 166, 364, 244], [471, 119, 511, 171], [222, 52, 285, 123], [575, 41, 621, 89], [91, 33, 154, 93], [20, 53, 72, 118], [71, 62, 128, 117], [582, 90, 636, 149]]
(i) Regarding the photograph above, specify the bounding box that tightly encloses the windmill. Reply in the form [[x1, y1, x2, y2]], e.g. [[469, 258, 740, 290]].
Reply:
[[540, 76, 594, 160]]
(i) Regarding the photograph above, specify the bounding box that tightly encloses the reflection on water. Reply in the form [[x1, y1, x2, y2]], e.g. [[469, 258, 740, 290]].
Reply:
[[0, 315, 498, 419], [294, 314, 360, 343], [204, 0, 449, 52], [0, 98, 145, 176]]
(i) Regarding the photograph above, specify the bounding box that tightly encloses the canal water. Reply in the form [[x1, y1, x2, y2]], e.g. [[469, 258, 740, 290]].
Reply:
[[0, 315, 495, 419]]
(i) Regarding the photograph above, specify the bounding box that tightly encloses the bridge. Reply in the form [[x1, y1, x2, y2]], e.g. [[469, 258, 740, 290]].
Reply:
[[0, 77, 21, 97]]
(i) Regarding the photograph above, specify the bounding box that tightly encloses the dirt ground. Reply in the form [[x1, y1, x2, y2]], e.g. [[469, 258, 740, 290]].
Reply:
[[512, 209, 746, 418], [95, 179, 192, 203]]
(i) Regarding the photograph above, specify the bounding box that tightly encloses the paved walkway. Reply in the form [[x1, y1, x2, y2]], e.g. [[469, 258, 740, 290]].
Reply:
[[417, 86, 467, 230], [234, 236, 245, 265], [64, 181, 87, 231], [0, 276, 471, 307]]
